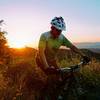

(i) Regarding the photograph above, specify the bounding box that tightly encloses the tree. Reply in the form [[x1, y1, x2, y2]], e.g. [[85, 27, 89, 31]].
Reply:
[[0, 20, 11, 65]]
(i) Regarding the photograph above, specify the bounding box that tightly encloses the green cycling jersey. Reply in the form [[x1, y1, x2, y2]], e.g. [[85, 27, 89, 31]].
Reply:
[[38, 31, 73, 62]]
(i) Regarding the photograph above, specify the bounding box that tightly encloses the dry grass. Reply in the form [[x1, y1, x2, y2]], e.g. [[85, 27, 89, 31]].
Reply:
[[0, 49, 100, 100]]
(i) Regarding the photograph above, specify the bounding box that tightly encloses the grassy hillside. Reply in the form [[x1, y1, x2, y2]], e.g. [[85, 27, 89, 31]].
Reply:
[[0, 47, 100, 100], [80, 49, 100, 60]]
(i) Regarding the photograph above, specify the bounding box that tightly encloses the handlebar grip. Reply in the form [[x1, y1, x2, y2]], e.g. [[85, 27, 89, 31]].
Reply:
[[82, 56, 91, 64]]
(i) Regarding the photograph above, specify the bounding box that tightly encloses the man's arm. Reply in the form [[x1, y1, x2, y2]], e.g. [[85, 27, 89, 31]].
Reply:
[[70, 44, 85, 57], [62, 35, 85, 57], [39, 47, 49, 69], [39, 34, 49, 69]]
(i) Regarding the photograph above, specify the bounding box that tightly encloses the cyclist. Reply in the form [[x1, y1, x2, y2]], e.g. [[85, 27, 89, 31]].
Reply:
[[36, 16, 89, 99], [36, 16, 89, 74]]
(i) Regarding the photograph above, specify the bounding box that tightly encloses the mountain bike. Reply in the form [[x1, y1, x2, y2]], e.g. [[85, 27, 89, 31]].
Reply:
[[41, 59, 89, 100]]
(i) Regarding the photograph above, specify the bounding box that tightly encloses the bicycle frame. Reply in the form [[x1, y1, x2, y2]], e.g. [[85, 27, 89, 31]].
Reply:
[[40, 61, 85, 100], [56, 61, 85, 100]]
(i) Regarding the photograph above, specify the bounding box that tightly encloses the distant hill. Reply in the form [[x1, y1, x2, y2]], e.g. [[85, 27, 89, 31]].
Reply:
[[88, 48, 100, 53], [9, 47, 100, 61], [75, 42, 100, 49], [80, 49, 100, 60], [58, 48, 100, 60]]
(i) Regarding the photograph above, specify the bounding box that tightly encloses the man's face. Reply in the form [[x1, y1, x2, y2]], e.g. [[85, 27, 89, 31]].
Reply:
[[51, 26, 62, 38]]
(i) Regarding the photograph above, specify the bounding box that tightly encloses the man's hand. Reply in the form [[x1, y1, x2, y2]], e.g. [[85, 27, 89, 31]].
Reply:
[[82, 56, 91, 64]]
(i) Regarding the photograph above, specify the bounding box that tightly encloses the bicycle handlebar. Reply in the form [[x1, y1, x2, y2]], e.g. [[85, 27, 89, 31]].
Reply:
[[60, 61, 84, 73], [45, 56, 90, 75]]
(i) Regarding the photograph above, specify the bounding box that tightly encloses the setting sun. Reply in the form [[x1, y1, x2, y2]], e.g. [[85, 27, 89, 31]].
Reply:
[[7, 32, 39, 48], [8, 41, 26, 48]]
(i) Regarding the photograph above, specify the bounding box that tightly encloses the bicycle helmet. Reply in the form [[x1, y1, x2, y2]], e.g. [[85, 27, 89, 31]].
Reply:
[[51, 16, 66, 31]]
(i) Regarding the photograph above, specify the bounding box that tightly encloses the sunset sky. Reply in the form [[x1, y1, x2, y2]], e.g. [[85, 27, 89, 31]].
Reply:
[[0, 0, 100, 48]]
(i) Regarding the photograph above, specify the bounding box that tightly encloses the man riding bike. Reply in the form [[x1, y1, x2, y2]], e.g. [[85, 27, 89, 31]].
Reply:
[[36, 16, 90, 99]]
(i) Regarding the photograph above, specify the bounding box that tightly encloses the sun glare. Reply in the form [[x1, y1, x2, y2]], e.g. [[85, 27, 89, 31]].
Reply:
[[8, 41, 27, 48], [7, 36, 38, 49]]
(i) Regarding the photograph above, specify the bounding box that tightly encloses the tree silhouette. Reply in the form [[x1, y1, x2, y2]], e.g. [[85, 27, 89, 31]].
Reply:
[[0, 20, 11, 65]]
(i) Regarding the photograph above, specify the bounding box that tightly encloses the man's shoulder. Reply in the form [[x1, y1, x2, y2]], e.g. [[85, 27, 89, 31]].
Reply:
[[59, 33, 65, 40]]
